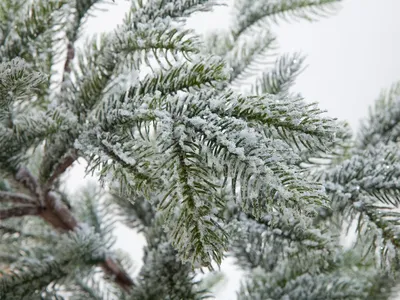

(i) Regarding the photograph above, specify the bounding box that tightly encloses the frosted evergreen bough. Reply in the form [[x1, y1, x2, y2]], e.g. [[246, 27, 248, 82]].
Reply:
[[2, 0, 400, 299]]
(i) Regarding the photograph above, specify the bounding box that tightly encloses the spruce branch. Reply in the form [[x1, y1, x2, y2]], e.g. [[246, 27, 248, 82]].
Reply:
[[128, 0, 222, 22], [252, 52, 306, 96], [44, 149, 78, 192], [15, 167, 42, 202], [358, 81, 400, 149], [232, 0, 341, 38], [0, 205, 40, 220], [109, 190, 156, 232], [238, 270, 368, 300], [0, 228, 106, 300], [160, 130, 228, 267], [209, 92, 337, 151], [323, 143, 400, 212], [0, 58, 46, 107], [230, 210, 336, 272], [39, 190, 134, 289], [113, 25, 200, 70], [128, 57, 228, 95], [0, 191, 35, 205], [226, 29, 277, 85], [0, 0, 67, 62], [129, 215, 210, 300], [40, 0, 105, 185], [15, 0, 67, 43], [4, 166, 135, 290]]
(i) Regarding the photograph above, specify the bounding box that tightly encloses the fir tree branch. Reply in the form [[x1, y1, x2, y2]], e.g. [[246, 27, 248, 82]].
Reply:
[[226, 30, 277, 85], [97, 58, 228, 130], [323, 143, 400, 212], [113, 25, 200, 70], [128, 0, 221, 22], [358, 81, 400, 149], [44, 149, 78, 192], [0, 109, 77, 174], [232, 0, 341, 38], [0, 228, 106, 299], [71, 16, 202, 119], [252, 53, 306, 96], [0, 205, 40, 220], [238, 270, 368, 300], [39, 191, 79, 230], [62, 42, 75, 79], [73, 278, 105, 300], [101, 258, 134, 292], [0, 191, 35, 205], [230, 210, 335, 272], [39, 0, 99, 186], [0, 58, 46, 108], [209, 91, 337, 151], [128, 57, 228, 96], [40, 0, 105, 187], [109, 190, 156, 232], [67, 0, 104, 43], [74, 183, 117, 249], [131, 219, 209, 300], [6, 165, 135, 290], [0, 0, 67, 62], [296, 120, 352, 171], [15, 167, 42, 201], [183, 104, 326, 208], [40, 191, 134, 289], [201, 28, 235, 57], [160, 131, 228, 267]]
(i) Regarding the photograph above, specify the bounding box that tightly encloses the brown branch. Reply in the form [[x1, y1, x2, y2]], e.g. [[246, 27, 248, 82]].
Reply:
[[40, 192, 134, 289], [62, 42, 75, 78], [15, 167, 44, 206], [37, 30, 133, 289], [9, 167, 135, 290], [0, 191, 35, 205], [0, 206, 40, 220], [45, 149, 78, 192], [102, 258, 135, 291], [40, 191, 78, 231], [15, 167, 40, 197]]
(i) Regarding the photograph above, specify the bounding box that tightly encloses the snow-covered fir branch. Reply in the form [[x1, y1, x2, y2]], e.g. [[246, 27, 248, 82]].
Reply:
[[3, 0, 400, 299]]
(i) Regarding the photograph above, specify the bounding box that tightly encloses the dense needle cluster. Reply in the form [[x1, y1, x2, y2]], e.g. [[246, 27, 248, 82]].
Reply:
[[1, 0, 400, 299]]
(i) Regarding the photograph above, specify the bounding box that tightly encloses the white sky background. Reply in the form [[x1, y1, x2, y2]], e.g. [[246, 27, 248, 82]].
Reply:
[[64, 0, 400, 299]]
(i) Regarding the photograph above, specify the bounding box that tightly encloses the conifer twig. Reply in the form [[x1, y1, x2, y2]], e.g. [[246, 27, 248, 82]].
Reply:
[[0, 191, 35, 205], [15, 167, 44, 206], [15, 167, 40, 197], [0, 205, 40, 220], [101, 258, 135, 291], [62, 42, 75, 78], [45, 149, 78, 192], [40, 191, 134, 289], [10, 165, 135, 290]]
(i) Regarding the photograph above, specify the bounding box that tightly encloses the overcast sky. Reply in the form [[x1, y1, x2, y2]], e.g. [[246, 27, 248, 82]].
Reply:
[[65, 1, 400, 298]]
